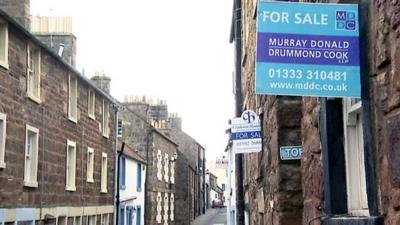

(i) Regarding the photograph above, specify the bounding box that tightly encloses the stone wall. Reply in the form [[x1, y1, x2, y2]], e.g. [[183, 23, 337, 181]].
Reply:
[[119, 108, 177, 225], [241, 0, 304, 224], [0, 0, 31, 30], [301, 97, 323, 225], [174, 151, 190, 225], [0, 24, 115, 208], [371, 1, 400, 224]]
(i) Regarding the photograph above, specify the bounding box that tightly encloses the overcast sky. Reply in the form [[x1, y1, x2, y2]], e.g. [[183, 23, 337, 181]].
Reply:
[[31, 0, 235, 160]]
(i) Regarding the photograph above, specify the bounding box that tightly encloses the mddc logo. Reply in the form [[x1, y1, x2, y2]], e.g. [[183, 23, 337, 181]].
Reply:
[[335, 11, 357, 31]]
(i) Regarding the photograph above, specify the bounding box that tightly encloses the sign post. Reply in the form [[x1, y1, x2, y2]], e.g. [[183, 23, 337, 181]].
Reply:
[[231, 110, 262, 154], [256, 1, 360, 98]]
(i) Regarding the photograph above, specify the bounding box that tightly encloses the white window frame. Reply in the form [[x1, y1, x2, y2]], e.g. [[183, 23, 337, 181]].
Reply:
[[101, 214, 109, 225], [102, 100, 109, 138], [0, 112, 6, 168], [164, 154, 169, 182], [68, 74, 78, 123], [24, 124, 39, 187], [88, 89, 95, 120], [101, 152, 108, 193], [88, 216, 96, 225], [343, 98, 369, 216], [87, 147, 94, 183], [66, 140, 77, 191], [0, 20, 8, 69], [74, 216, 82, 225], [27, 43, 41, 103]]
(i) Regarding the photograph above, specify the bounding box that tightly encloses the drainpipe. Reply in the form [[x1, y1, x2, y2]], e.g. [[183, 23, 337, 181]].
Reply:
[[144, 130, 153, 225], [116, 142, 125, 225], [233, 0, 244, 223], [39, 107, 45, 221], [113, 105, 120, 225]]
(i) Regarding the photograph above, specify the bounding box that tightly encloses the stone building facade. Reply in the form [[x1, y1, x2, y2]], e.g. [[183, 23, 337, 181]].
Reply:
[[119, 106, 177, 225], [237, 0, 303, 224], [0, 2, 117, 224], [120, 98, 207, 224], [163, 128, 206, 224], [234, 0, 400, 225]]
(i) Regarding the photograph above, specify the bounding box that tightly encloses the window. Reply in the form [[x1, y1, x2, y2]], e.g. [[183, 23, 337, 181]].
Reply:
[[88, 89, 95, 119], [68, 74, 78, 122], [0, 112, 6, 168], [87, 147, 94, 183], [58, 217, 66, 225], [136, 206, 141, 225], [164, 154, 169, 182], [88, 216, 96, 225], [24, 124, 39, 187], [66, 140, 76, 191], [137, 163, 142, 192], [0, 20, 8, 69], [222, 184, 226, 191], [343, 98, 368, 216], [170, 194, 174, 221], [120, 157, 126, 190], [101, 214, 109, 225], [170, 156, 175, 184], [75, 217, 82, 225], [101, 152, 108, 193], [27, 44, 41, 102], [157, 150, 162, 181], [126, 207, 133, 225], [119, 207, 125, 225], [102, 100, 109, 137]]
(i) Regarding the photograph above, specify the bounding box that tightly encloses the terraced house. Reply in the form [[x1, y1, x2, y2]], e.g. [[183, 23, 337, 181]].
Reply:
[[0, 0, 117, 224]]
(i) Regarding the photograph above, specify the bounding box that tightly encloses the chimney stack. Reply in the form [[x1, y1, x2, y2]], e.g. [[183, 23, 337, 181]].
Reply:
[[90, 70, 111, 94], [0, 0, 31, 30], [31, 16, 77, 67]]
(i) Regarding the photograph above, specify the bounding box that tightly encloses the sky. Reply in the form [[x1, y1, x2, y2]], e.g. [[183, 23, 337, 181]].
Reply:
[[31, 0, 235, 161]]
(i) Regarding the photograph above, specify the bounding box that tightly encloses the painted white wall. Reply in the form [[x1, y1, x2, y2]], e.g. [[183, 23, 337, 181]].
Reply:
[[120, 156, 146, 225]]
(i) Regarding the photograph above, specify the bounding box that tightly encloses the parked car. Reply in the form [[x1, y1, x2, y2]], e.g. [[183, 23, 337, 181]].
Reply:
[[211, 199, 224, 208]]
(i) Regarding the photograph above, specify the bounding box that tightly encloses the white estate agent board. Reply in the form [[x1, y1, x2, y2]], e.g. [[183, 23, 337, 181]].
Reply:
[[231, 110, 262, 154]]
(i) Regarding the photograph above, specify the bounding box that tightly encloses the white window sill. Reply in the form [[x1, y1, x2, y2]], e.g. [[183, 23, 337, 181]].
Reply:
[[24, 180, 38, 188], [102, 133, 109, 139], [348, 209, 370, 217], [89, 114, 95, 120], [66, 185, 76, 192], [27, 94, 41, 104], [68, 116, 78, 124], [0, 161, 6, 168], [0, 61, 9, 70], [87, 178, 94, 183], [101, 189, 107, 193]]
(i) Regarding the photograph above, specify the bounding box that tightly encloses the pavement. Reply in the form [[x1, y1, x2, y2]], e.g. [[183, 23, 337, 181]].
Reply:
[[192, 208, 227, 225]]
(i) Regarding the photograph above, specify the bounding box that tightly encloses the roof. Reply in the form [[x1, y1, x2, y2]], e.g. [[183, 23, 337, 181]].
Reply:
[[118, 142, 147, 164], [120, 106, 178, 147], [0, 10, 119, 107], [152, 128, 179, 147]]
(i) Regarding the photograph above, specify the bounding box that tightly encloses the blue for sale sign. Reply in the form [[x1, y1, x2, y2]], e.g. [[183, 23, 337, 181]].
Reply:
[[255, 1, 360, 97]]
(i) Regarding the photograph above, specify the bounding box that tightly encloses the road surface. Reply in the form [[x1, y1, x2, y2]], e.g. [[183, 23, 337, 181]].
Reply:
[[192, 208, 227, 225]]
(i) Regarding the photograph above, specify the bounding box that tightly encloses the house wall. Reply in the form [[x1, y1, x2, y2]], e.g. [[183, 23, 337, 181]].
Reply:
[[120, 157, 146, 225], [240, 0, 304, 224], [119, 108, 177, 225], [0, 15, 115, 222]]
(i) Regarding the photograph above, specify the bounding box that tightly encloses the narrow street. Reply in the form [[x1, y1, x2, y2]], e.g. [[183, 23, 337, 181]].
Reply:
[[192, 208, 227, 225]]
